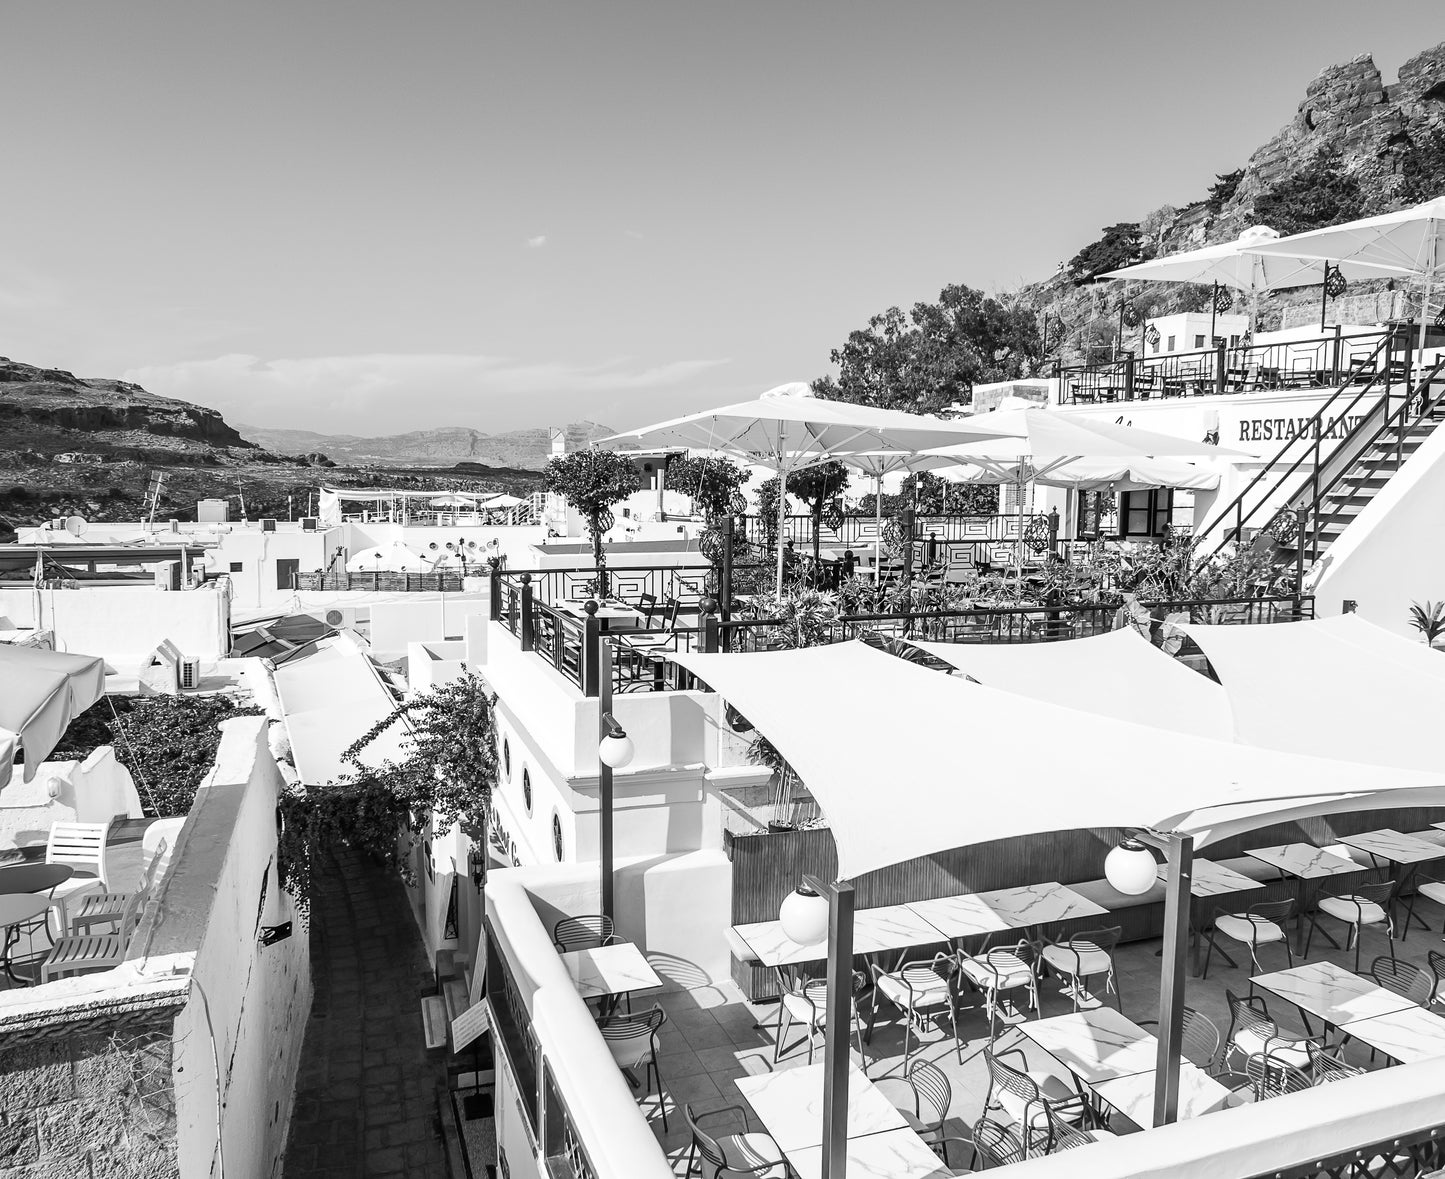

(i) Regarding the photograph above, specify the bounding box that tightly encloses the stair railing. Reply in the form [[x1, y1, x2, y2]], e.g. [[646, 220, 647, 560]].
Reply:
[[1190, 332, 1399, 560]]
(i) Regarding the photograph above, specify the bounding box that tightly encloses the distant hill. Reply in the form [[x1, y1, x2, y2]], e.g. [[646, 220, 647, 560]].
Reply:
[[234, 420, 615, 469]]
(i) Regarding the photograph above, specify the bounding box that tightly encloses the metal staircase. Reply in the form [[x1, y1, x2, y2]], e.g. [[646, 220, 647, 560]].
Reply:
[[1192, 334, 1445, 579]]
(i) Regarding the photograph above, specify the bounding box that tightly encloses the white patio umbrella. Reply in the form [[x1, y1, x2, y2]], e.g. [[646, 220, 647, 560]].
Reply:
[[429, 493, 478, 508], [1102, 225, 1410, 332], [1247, 195, 1445, 354], [601, 383, 994, 593], [0, 645, 106, 788]]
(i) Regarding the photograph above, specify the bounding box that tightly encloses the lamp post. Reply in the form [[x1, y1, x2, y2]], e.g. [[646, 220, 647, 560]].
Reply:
[[778, 874, 855, 1179], [1105, 827, 1194, 1127], [595, 640, 634, 921]]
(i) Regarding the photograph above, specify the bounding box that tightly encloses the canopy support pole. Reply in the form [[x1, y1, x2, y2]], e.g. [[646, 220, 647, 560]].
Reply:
[[1141, 829, 1193, 1127], [874, 474, 883, 575], [814, 875, 854, 1179], [775, 435, 790, 597]]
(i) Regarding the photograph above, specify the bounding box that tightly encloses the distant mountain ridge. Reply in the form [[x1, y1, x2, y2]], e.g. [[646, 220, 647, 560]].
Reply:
[[234, 420, 615, 469]]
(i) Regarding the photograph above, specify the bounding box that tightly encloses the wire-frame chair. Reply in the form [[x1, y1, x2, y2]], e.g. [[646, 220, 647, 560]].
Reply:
[[1307, 1042, 1364, 1085], [970, 1117, 1027, 1170], [982, 1046, 1086, 1150], [683, 1102, 787, 1179], [1040, 1101, 1115, 1155], [956, 940, 1040, 1046], [1304, 880, 1397, 973], [1040, 926, 1123, 1013], [1428, 948, 1445, 1007], [1401, 866, 1445, 934], [867, 953, 961, 1069], [1137, 1007, 1223, 1074], [1244, 1051, 1313, 1101], [1201, 899, 1295, 979], [600, 1004, 669, 1130], [773, 971, 865, 1065], [1370, 955, 1433, 1007], [888, 1059, 953, 1166], [553, 914, 620, 954], [1223, 990, 1318, 1072]]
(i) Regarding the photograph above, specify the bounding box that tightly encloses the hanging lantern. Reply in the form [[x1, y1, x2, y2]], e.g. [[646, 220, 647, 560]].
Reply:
[[1145, 323, 1161, 347], [1120, 302, 1140, 328], [1213, 286, 1235, 314], [1325, 265, 1348, 300]]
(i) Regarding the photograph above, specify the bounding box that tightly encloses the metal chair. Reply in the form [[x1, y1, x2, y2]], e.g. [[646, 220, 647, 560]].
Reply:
[[684, 1103, 786, 1179], [885, 1059, 953, 1166], [553, 915, 619, 954], [1202, 898, 1296, 979], [956, 940, 1040, 1045], [1137, 1007, 1223, 1074], [969, 1117, 1026, 1170], [599, 1004, 669, 1131], [1428, 949, 1445, 1007], [0, 894, 52, 986], [1039, 1101, 1115, 1154], [1307, 1043, 1363, 1085], [1244, 1051, 1312, 1100], [982, 1046, 1085, 1147], [867, 953, 961, 1068], [1039, 926, 1122, 1012], [1304, 880, 1396, 972], [774, 972, 865, 1065], [1223, 990, 1318, 1072], [1370, 956, 1432, 1006]]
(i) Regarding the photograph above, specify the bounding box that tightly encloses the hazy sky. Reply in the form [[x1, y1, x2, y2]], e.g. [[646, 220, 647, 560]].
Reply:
[[4, 3, 1441, 436]]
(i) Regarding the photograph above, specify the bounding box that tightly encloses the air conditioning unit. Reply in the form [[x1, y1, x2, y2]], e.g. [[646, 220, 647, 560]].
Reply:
[[261, 518, 278, 532], [179, 658, 201, 690], [301, 517, 318, 531], [324, 606, 365, 630], [154, 560, 181, 591]]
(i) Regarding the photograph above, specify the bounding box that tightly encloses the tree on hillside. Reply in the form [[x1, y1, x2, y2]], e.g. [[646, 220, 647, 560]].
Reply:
[[544, 450, 640, 596], [1398, 125, 1445, 206], [1253, 149, 1365, 237], [812, 284, 1041, 414], [1067, 223, 1150, 285], [1206, 169, 1245, 214]]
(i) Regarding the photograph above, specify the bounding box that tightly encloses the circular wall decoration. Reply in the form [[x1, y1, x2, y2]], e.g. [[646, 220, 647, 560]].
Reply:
[[502, 737, 511, 780], [552, 812, 564, 862], [522, 767, 532, 815]]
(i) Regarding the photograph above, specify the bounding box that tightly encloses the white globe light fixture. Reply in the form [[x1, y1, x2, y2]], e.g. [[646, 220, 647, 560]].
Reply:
[[779, 883, 829, 946], [1105, 837, 1159, 896], [598, 726, 635, 770]]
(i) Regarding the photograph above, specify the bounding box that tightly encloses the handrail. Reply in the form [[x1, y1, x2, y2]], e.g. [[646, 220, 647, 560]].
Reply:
[[1190, 333, 1398, 558]]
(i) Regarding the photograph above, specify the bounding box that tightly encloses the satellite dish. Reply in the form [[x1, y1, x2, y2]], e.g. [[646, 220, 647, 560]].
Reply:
[[64, 516, 88, 537]]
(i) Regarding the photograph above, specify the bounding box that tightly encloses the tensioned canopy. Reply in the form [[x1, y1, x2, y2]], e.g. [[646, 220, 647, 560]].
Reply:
[[0, 645, 107, 789], [672, 641, 1441, 879], [1180, 614, 1445, 773], [907, 630, 1233, 740]]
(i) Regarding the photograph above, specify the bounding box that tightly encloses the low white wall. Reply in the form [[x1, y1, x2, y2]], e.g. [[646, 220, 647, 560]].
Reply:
[[0, 585, 231, 662], [370, 595, 490, 658], [1313, 417, 1445, 635], [138, 716, 312, 1179], [406, 640, 467, 692], [0, 746, 144, 850]]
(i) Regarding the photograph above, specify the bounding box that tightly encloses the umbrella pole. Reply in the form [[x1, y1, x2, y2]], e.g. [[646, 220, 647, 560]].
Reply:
[[874, 474, 883, 575], [1014, 465, 1027, 587], [1210, 281, 1217, 347], [775, 445, 789, 598]]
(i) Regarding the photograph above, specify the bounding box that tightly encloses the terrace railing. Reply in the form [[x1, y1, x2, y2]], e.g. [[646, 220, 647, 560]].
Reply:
[[293, 571, 465, 592], [1058, 326, 1395, 405], [739, 512, 1020, 553]]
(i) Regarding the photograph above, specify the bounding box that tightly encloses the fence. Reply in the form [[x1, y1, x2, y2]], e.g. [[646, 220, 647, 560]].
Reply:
[[1058, 327, 1396, 405], [293, 571, 464, 592], [739, 512, 1020, 552]]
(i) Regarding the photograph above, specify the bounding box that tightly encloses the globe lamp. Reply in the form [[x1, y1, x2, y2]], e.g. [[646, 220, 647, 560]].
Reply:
[[779, 883, 829, 946], [598, 730, 635, 770], [1104, 838, 1158, 896]]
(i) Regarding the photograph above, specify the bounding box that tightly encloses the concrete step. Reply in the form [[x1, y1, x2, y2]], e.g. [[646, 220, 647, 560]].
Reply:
[[422, 994, 448, 1050], [443, 978, 470, 1025]]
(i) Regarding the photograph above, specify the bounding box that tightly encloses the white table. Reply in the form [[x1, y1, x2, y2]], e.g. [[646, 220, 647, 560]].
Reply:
[[906, 882, 1107, 942], [1158, 858, 1263, 899], [554, 601, 644, 631], [559, 943, 662, 1001], [1244, 844, 1365, 881], [1338, 829, 1443, 866], [1252, 960, 1415, 1028], [736, 1063, 948, 1179], [1091, 1060, 1231, 1127], [1016, 1007, 1160, 1085], [1339, 1004, 1445, 1064], [734, 903, 946, 969]]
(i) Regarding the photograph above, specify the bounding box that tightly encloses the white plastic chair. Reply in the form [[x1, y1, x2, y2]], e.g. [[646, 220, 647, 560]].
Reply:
[[42, 889, 146, 982], [43, 821, 113, 931], [70, 839, 169, 936]]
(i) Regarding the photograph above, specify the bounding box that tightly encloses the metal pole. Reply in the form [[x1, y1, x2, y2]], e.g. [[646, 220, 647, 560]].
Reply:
[[820, 878, 855, 1179], [1209, 281, 1218, 347], [1150, 831, 1192, 1127], [598, 641, 615, 922]]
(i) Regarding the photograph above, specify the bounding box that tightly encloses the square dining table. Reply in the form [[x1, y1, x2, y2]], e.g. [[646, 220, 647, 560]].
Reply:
[[734, 1062, 905, 1152], [553, 600, 644, 632], [906, 882, 1107, 944], [1251, 960, 1416, 1029], [1339, 829, 1444, 932], [733, 903, 948, 969], [783, 1128, 953, 1179], [1090, 1060, 1232, 1127], [1244, 843, 1365, 949], [1338, 1004, 1445, 1065], [559, 942, 662, 1002], [1015, 1007, 1160, 1085]]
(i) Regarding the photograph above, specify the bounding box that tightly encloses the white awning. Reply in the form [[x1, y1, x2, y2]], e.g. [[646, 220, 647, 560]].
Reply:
[[908, 630, 1234, 740], [0, 645, 107, 789], [1180, 614, 1445, 772], [672, 641, 1441, 879]]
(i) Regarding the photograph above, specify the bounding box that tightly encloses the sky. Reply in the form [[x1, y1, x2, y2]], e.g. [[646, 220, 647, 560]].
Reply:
[[3, 2, 1442, 437]]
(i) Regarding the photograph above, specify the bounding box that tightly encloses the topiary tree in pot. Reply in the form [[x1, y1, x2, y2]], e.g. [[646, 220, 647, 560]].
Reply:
[[544, 449, 641, 598], [665, 454, 752, 596]]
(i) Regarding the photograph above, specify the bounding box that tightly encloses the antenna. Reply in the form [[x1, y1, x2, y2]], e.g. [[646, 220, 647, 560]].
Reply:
[[144, 469, 168, 525]]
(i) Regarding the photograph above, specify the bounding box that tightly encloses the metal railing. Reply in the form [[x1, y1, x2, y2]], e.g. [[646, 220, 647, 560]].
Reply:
[[1059, 327, 1395, 404], [739, 512, 1020, 552]]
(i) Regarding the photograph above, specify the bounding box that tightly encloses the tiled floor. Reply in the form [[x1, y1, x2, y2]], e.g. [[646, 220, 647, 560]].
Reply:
[[630, 903, 1445, 1175]]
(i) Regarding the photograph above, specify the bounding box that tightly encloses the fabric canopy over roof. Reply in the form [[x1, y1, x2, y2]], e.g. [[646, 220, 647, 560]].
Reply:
[[0, 645, 107, 789], [672, 641, 1441, 879], [908, 630, 1233, 740], [1180, 615, 1445, 773]]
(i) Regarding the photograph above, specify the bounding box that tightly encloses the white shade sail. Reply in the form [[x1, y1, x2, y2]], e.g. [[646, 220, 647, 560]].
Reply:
[[1179, 614, 1445, 773], [672, 641, 1440, 879], [908, 630, 1234, 740], [1101, 225, 1410, 291], [0, 645, 107, 789]]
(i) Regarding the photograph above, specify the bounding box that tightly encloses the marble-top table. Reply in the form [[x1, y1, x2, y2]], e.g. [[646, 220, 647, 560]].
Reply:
[[733, 903, 946, 968], [1091, 1060, 1231, 1127], [1244, 843, 1365, 880], [1337, 1004, 1445, 1065], [735, 1062, 905, 1153], [784, 1128, 952, 1179], [1157, 858, 1262, 898], [1338, 829, 1444, 866], [1252, 960, 1416, 1028], [554, 601, 643, 631], [1016, 1007, 1160, 1085], [559, 942, 662, 1001], [906, 882, 1107, 941]]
